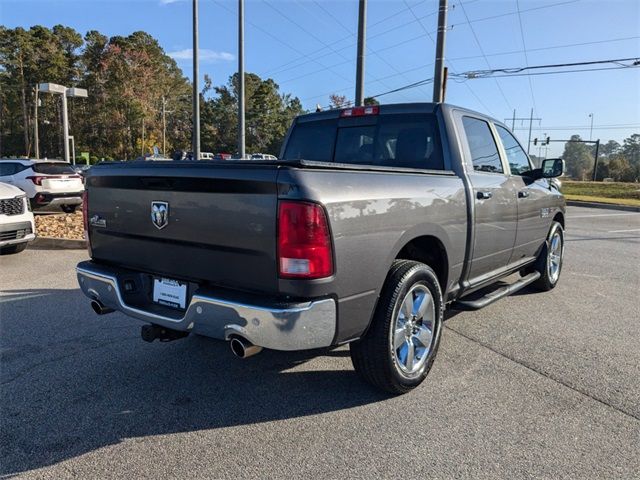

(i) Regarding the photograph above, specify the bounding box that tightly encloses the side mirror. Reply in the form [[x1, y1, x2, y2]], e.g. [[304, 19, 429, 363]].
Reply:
[[541, 158, 564, 178]]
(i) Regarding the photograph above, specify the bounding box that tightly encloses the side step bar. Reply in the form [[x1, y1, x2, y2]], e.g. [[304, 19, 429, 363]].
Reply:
[[452, 271, 541, 311]]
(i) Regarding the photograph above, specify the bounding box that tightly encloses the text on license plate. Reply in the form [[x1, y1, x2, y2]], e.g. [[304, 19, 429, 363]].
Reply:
[[153, 278, 187, 309]]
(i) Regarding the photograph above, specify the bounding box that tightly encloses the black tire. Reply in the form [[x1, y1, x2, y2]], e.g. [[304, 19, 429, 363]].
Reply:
[[0, 242, 28, 255], [350, 260, 444, 394], [532, 221, 564, 291], [61, 205, 77, 214]]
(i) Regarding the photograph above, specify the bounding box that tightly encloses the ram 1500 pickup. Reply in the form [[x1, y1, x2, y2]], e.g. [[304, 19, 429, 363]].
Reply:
[[77, 103, 565, 393]]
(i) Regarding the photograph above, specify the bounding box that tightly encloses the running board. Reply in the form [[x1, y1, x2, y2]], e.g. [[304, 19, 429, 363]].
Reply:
[[452, 271, 541, 311]]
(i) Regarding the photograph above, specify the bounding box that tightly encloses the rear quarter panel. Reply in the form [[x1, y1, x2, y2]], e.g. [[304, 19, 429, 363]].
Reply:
[[277, 167, 467, 342]]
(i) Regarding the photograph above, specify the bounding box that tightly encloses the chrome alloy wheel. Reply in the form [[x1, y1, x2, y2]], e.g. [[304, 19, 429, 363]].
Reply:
[[390, 284, 435, 376], [548, 228, 563, 283]]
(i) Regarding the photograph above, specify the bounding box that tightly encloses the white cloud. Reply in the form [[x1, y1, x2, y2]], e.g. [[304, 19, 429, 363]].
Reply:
[[168, 48, 235, 63], [159, 0, 184, 5]]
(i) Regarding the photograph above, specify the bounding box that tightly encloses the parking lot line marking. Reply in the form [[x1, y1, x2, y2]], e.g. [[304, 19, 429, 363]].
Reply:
[[0, 293, 49, 304], [568, 213, 639, 219], [608, 228, 640, 233]]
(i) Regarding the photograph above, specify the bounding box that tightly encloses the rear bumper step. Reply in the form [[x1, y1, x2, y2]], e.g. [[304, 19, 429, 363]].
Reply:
[[76, 262, 336, 351], [452, 271, 541, 311]]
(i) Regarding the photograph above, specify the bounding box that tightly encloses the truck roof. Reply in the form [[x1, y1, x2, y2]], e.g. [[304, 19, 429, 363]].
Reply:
[[297, 102, 506, 129]]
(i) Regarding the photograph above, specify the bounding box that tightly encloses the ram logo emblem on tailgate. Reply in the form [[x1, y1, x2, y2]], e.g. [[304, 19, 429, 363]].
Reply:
[[151, 201, 169, 230]]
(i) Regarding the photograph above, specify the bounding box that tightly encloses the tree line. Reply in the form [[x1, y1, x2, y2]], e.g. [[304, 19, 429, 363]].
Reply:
[[562, 134, 640, 182], [0, 25, 304, 161]]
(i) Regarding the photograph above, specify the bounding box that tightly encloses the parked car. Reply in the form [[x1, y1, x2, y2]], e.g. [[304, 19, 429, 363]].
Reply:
[[76, 103, 565, 394], [250, 153, 278, 160], [0, 182, 36, 255], [0, 159, 84, 213]]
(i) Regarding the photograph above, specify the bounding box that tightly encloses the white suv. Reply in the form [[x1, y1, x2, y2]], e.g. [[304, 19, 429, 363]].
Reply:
[[0, 182, 36, 255], [0, 159, 84, 213]]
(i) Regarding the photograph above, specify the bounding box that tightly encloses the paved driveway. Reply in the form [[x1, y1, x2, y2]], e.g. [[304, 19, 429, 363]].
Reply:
[[1, 206, 639, 478]]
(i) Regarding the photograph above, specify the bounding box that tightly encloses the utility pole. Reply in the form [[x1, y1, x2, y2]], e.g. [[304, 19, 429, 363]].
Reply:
[[238, 0, 246, 158], [33, 85, 39, 159], [588, 113, 594, 141], [162, 95, 167, 156], [505, 109, 542, 155], [62, 90, 70, 163], [192, 0, 201, 160], [432, 0, 448, 103], [355, 0, 367, 106]]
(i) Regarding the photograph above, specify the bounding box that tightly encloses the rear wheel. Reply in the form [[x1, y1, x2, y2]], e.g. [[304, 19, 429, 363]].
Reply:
[[61, 205, 77, 214], [532, 221, 564, 291], [350, 260, 443, 394], [0, 243, 28, 255]]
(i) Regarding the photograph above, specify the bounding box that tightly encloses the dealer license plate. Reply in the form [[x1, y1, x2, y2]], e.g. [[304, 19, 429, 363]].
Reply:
[[153, 277, 187, 310]]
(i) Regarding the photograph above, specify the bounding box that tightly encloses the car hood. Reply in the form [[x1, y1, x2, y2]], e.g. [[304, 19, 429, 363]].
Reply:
[[0, 181, 25, 199]]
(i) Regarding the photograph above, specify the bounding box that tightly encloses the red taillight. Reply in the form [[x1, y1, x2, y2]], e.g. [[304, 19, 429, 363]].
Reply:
[[278, 201, 333, 279], [26, 175, 46, 185], [340, 105, 379, 117]]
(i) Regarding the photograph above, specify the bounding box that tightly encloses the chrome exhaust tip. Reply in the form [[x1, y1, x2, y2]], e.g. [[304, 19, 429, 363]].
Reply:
[[91, 299, 114, 315], [230, 337, 263, 359]]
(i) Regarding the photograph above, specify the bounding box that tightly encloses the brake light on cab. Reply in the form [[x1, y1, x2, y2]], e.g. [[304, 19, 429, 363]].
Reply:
[[278, 201, 333, 279], [340, 106, 379, 117]]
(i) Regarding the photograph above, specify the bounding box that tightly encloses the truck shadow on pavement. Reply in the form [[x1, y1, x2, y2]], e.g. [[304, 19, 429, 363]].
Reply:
[[0, 289, 390, 476]]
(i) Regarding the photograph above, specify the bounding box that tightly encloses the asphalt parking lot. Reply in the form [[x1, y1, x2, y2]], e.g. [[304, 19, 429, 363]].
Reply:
[[1, 206, 639, 479]]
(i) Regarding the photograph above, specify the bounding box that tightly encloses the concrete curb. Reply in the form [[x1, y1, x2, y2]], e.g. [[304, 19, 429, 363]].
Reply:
[[29, 236, 87, 250], [566, 201, 640, 213]]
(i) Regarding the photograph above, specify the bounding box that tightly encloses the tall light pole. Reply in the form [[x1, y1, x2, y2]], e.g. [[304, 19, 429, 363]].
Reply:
[[588, 113, 594, 141], [238, 0, 246, 158], [192, 0, 201, 160], [355, 0, 367, 106], [33, 85, 40, 159], [432, 0, 448, 103], [39, 83, 87, 163]]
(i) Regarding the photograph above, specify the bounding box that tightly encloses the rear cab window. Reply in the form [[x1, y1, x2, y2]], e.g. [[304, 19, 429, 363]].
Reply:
[[283, 113, 445, 170], [32, 163, 77, 175]]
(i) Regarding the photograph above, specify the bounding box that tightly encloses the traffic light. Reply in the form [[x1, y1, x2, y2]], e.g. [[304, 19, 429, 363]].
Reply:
[[546, 136, 550, 145], [533, 138, 538, 146]]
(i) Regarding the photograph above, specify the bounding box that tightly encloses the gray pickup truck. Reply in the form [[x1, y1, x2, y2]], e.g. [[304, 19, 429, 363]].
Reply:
[[77, 103, 565, 393]]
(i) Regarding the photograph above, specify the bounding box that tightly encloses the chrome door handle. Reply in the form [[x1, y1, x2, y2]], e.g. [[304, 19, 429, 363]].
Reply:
[[476, 191, 493, 200], [518, 190, 530, 198]]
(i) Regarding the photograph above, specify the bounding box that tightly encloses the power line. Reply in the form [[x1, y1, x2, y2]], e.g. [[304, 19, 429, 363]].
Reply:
[[459, 57, 640, 76], [458, 0, 513, 110], [515, 0, 538, 115]]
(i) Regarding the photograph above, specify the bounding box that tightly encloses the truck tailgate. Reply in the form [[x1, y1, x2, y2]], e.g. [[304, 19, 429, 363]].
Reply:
[[86, 162, 279, 293]]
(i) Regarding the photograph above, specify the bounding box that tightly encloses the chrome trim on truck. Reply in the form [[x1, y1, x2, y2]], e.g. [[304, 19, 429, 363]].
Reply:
[[76, 265, 337, 351]]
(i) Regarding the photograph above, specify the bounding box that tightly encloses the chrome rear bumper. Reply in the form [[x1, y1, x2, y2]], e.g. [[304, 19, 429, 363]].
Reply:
[[76, 264, 336, 351]]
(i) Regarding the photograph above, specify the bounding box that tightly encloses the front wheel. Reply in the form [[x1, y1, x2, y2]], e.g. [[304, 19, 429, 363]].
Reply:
[[0, 242, 28, 255], [350, 260, 443, 394], [532, 221, 564, 291]]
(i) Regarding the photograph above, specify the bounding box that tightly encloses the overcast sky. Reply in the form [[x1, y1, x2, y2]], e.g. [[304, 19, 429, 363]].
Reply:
[[2, 0, 639, 156]]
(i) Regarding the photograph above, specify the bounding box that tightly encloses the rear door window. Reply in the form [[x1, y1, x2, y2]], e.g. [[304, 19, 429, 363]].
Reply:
[[461, 116, 503, 174], [32, 163, 77, 175], [0, 163, 18, 176]]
